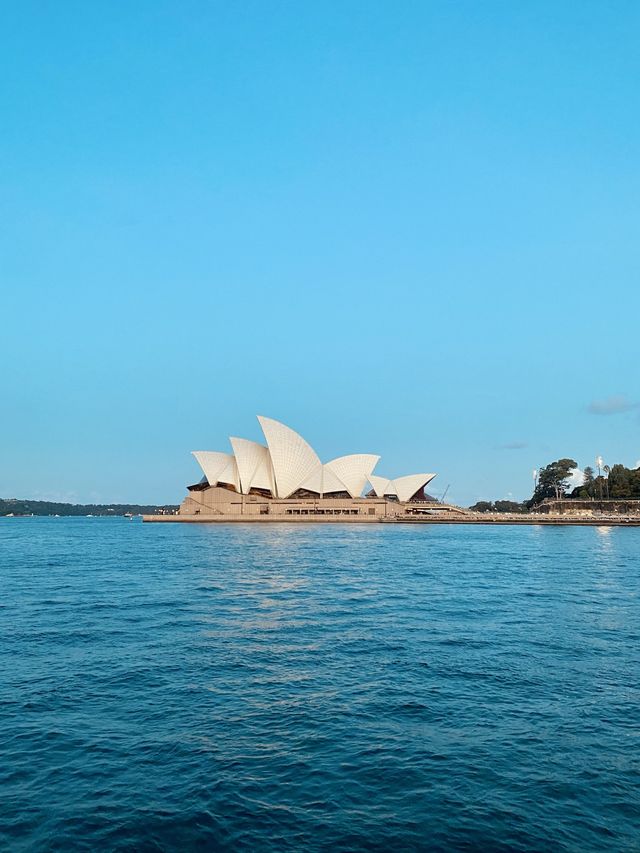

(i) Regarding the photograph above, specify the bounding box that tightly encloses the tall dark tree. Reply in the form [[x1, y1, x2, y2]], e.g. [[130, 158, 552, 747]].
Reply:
[[529, 458, 578, 505], [607, 463, 640, 499], [580, 465, 595, 499]]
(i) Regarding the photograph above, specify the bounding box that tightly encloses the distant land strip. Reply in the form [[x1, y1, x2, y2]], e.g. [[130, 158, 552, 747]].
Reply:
[[1, 498, 178, 517]]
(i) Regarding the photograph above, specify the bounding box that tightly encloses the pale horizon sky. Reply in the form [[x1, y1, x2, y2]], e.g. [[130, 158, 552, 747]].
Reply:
[[2, 1, 639, 507]]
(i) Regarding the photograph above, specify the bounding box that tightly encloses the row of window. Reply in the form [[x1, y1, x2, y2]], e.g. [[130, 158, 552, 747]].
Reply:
[[285, 508, 362, 515]]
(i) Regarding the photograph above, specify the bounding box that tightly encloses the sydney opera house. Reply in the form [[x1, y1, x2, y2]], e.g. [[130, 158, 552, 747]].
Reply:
[[166, 415, 437, 522]]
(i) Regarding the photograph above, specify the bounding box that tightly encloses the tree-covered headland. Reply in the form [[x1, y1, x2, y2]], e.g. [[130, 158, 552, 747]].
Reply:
[[569, 463, 640, 501], [469, 459, 640, 512], [530, 459, 640, 504], [1, 498, 178, 517]]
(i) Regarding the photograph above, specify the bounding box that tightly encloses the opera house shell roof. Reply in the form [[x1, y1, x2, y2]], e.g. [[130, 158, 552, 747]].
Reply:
[[192, 416, 436, 503]]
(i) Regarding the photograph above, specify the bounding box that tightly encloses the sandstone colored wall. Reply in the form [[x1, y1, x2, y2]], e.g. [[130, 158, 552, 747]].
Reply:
[[180, 485, 399, 519]]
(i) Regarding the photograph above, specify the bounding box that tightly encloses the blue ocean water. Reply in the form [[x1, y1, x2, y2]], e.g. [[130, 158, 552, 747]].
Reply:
[[1, 519, 639, 852]]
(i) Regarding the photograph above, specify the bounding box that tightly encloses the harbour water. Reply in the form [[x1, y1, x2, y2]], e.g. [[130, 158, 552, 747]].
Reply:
[[1, 519, 639, 851]]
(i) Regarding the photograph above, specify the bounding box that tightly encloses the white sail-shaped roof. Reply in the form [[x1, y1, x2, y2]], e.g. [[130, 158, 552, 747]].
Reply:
[[299, 464, 350, 496], [326, 454, 380, 498], [368, 474, 395, 497], [192, 417, 437, 503], [192, 451, 240, 491], [368, 472, 436, 501], [299, 465, 323, 495], [250, 455, 276, 493], [257, 416, 321, 498], [229, 437, 275, 495], [393, 473, 436, 502], [217, 456, 240, 490], [320, 466, 350, 494]]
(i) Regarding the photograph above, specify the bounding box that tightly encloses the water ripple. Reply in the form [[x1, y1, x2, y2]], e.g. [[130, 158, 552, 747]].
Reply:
[[1, 519, 639, 851]]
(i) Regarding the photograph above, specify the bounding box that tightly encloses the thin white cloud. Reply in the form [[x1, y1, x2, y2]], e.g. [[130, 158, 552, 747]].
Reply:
[[587, 394, 638, 415]]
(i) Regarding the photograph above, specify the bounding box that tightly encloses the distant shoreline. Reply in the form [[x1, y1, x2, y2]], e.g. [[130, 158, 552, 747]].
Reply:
[[1, 498, 178, 517]]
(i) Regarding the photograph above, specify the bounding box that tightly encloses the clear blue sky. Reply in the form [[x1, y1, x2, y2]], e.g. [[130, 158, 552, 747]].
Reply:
[[2, 1, 639, 506]]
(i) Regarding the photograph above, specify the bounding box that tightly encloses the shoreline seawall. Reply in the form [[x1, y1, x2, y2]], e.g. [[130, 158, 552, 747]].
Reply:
[[142, 514, 640, 526]]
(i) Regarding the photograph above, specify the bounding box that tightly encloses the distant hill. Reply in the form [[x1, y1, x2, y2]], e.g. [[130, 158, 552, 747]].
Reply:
[[1, 498, 178, 517]]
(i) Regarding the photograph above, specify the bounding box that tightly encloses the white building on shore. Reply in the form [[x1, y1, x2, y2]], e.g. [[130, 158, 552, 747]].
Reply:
[[177, 415, 437, 521]]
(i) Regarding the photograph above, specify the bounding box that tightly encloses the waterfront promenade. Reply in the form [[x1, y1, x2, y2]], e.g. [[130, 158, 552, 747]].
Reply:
[[143, 512, 640, 526]]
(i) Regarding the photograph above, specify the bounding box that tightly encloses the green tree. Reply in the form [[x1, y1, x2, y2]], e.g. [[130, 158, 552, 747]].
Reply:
[[569, 462, 640, 501], [469, 501, 493, 513], [469, 500, 528, 513], [575, 465, 595, 499], [529, 458, 578, 505], [494, 500, 528, 514], [607, 463, 638, 499]]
